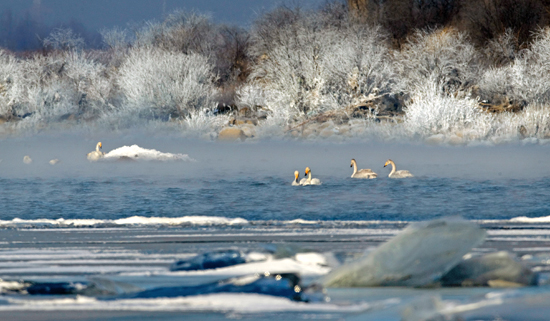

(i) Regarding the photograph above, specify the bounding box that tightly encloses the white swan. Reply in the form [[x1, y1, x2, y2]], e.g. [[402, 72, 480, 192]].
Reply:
[[49, 159, 60, 165], [350, 159, 377, 179], [384, 159, 414, 178], [303, 167, 322, 185], [87, 142, 105, 162], [292, 171, 301, 186], [23, 156, 32, 164]]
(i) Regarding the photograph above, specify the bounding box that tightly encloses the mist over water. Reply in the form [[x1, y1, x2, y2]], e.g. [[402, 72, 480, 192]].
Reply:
[[1, 133, 550, 321], [1, 132, 549, 178], [1, 132, 549, 223]]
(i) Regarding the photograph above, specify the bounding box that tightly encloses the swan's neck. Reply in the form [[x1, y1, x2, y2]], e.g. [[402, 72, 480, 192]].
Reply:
[[307, 171, 312, 181], [352, 162, 357, 175], [389, 161, 396, 176], [96, 144, 101, 152], [295, 176, 299, 184]]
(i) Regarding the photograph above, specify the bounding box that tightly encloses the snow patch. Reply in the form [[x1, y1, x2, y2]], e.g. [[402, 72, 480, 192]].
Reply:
[[0, 216, 248, 227], [103, 145, 194, 162], [510, 216, 550, 223]]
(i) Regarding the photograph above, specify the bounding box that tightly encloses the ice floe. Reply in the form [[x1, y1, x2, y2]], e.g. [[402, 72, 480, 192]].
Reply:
[[321, 217, 486, 287], [166, 257, 330, 278], [171, 250, 251, 271], [441, 251, 538, 287], [102, 144, 194, 162], [126, 273, 324, 302]]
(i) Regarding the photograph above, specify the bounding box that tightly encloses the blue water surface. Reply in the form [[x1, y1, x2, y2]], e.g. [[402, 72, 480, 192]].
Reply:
[[1, 176, 549, 221]]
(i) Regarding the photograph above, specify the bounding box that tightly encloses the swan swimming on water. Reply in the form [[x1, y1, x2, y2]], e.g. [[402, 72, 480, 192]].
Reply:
[[350, 159, 377, 179], [23, 156, 32, 164], [384, 159, 413, 178], [303, 167, 322, 185], [87, 142, 105, 161], [292, 171, 301, 186]]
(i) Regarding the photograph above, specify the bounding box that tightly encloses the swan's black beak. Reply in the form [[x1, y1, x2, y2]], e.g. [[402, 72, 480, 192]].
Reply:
[[384, 164, 387, 167], [350, 164, 352, 167]]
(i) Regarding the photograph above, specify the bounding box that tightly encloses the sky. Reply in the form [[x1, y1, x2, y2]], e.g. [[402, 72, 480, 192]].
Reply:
[[0, 0, 327, 31]]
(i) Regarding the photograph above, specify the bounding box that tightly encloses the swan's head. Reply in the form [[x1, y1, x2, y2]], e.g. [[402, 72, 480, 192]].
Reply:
[[350, 158, 356, 167], [305, 167, 311, 176], [98, 142, 103, 149], [294, 170, 299, 181], [384, 159, 392, 167]]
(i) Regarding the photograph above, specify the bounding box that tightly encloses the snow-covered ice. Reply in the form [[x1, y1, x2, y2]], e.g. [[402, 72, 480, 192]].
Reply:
[[103, 145, 194, 162]]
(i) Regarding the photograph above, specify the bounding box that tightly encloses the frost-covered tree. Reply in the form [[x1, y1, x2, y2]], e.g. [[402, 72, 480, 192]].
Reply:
[[43, 28, 85, 51], [132, 10, 218, 57], [404, 78, 493, 139], [395, 28, 479, 97], [323, 24, 396, 107], [244, 5, 399, 128], [246, 7, 341, 120], [0, 50, 20, 118], [100, 27, 129, 51], [117, 47, 217, 119], [0, 48, 113, 125], [478, 28, 550, 107]]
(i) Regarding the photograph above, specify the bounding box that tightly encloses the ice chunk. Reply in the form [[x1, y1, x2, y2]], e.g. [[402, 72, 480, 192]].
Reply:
[[127, 273, 326, 302], [171, 250, 247, 271], [0, 279, 31, 294], [440, 251, 537, 287], [321, 217, 486, 287], [26, 282, 89, 295]]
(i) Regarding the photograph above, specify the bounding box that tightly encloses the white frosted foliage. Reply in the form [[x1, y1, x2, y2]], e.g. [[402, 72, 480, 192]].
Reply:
[[117, 47, 216, 117]]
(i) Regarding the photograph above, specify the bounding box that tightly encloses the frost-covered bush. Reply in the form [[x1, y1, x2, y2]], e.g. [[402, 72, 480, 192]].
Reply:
[[62, 51, 114, 114], [132, 11, 218, 58], [245, 7, 396, 127], [117, 47, 217, 119], [248, 8, 336, 119], [101, 27, 129, 51], [179, 108, 231, 136], [43, 28, 85, 51], [483, 29, 521, 67], [404, 78, 493, 139], [235, 85, 266, 110], [479, 28, 550, 106], [99, 27, 130, 68], [512, 105, 550, 139], [0, 49, 113, 125], [0, 50, 21, 118], [128, 10, 248, 96], [396, 28, 479, 96], [323, 25, 396, 107]]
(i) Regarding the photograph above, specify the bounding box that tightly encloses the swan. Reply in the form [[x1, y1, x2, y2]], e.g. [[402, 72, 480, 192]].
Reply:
[[87, 142, 105, 162], [292, 171, 301, 186], [384, 159, 414, 178], [49, 159, 60, 165], [350, 158, 377, 179], [303, 167, 322, 185], [23, 156, 32, 164]]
